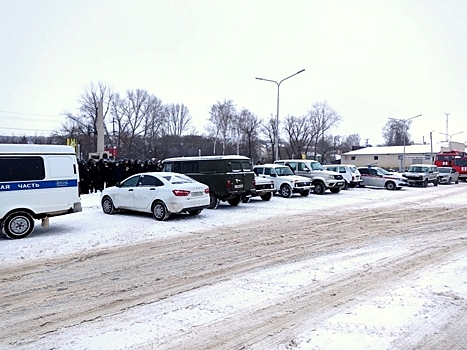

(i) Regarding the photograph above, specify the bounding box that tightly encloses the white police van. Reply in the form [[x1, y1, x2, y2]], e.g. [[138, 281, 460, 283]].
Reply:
[[0, 144, 82, 239]]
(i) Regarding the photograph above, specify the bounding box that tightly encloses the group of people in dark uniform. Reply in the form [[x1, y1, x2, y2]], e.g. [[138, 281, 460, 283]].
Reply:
[[78, 158, 163, 195]]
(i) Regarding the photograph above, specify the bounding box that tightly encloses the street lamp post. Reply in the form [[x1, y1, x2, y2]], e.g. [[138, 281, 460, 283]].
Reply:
[[256, 69, 305, 161], [440, 131, 464, 142], [389, 114, 422, 171]]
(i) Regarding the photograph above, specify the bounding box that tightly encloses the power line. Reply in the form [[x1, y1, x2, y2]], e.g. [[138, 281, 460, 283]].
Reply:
[[0, 110, 64, 119]]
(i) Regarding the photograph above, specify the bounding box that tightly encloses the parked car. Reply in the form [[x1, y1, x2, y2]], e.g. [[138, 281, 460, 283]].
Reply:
[[162, 155, 255, 209], [242, 175, 276, 202], [357, 166, 408, 190], [274, 159, 344, 194], [402, 164, 439, 187], [323, 164, 362, 189], [100, 172, 210, 221], [253, 164, 313, 198], [438, 167, 460, 185]]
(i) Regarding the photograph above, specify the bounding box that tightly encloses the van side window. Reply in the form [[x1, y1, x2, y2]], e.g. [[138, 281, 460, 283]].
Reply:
[[182, 161, 198, 173], [48, 156, 75, 178], [162, 163, 172, 172], [241, 161, 252, 171], [173, 162, 182, 173], [231, 161, 242, 172], [297, 163, 307, 171], [0, 157, 45, 182]]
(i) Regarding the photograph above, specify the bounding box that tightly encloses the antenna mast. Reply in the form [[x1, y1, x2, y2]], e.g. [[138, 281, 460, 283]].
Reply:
[[444, 112, 450, 142]]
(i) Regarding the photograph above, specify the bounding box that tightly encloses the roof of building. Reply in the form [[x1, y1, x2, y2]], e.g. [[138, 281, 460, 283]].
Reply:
[[343, 144, 437, 156]]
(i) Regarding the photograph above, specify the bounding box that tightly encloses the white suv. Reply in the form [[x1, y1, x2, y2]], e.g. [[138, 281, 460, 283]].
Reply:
[[323, 164, 362, 189], [274, 159, 344, 194], [253, 164, 313, 198]]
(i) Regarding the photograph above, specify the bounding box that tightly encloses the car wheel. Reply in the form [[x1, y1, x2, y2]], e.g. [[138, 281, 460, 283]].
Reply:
[[330, 187, 341, 194], [208, 193, 220, 209], [227, 195, 241, 206], [455, 178, 459, 184], [343, 181, 349, 190], [241, 196, 251, 203], [385, 181, 396, 190], [188, 209, 202, 216], [260, 192, 272, 201], [280, 185, 293, 198], [423, 179, 428, 188], [152, 201, 170, 221], [101, 196, 116, 215], [3, 211, 34, 239], [300, 189, 310, 197], [434, 179, 438, 186], [313, 182, 325, 195]]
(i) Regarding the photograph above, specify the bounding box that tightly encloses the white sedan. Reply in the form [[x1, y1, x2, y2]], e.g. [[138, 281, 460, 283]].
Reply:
[[100, 172, 210, 221]]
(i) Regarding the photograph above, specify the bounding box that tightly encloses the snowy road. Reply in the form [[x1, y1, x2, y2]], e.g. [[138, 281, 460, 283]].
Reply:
[[1, 184, 466, 349]]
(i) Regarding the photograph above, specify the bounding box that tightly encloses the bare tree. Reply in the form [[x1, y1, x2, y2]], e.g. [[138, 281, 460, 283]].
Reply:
[[283, 114, 314, 159], [307, 101, 342, 161], [236, 108, 262, 159], [382, 119, 411, 146], [164, 103, 194, 136], [260, 115, 278, 162], [206, 100, 235, 155]]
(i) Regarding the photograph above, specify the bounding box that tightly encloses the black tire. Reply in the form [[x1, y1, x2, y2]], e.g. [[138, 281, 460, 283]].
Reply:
[[241, 196, 251, 203], [260, 192, 272, 201], [227, 195, 241, 206], [300, 189, 310, 197], [188, 209, 202, 216], [330, 187, 341, 194], [3, 211, 35, 239], [280, 185, 293, 198], [208, 193, 220, 209], [313, 182, 325, 195], [434, 179, 438, 186], [385, 181, 396, 190], [343, 181, 349, 190], [455, 178, 459, 184], [152, 201, 170, 221], [422, 179, 428, 188], [101, 196, 116, 215]]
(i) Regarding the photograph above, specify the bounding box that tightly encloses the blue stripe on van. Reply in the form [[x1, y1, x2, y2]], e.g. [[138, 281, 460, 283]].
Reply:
[[0, 179, 78, 191]]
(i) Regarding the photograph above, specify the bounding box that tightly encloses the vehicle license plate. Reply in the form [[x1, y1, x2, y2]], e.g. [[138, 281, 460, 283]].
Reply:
[[191, 192, 204, 197], [234, 184, 243, 189]]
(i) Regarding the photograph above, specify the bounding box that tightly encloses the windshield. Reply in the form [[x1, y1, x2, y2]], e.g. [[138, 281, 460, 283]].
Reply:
[[454, 158, 467, 166], [408, 166, 428, 173], [275, 166, 295, 176], [438, 168, 451, 173], [310, 162, 325, 170], [377, 167, 391, 175]]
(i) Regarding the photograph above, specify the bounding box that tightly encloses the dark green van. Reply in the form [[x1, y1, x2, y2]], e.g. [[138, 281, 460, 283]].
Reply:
[[161, 155, 255, 209]]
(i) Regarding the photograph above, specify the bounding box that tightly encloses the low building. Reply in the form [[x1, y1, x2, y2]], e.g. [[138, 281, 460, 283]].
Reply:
[[342, 145, 438, 171]]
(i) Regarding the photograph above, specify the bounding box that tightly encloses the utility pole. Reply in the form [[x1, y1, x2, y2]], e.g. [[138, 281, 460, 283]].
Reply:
[[97, 101, 104, 157], [444, 112, 450, 142]]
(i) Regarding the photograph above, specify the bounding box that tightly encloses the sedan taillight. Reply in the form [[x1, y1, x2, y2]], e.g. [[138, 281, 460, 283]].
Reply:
[[204, 188, 210, 194], [172, 189, 190, 196]]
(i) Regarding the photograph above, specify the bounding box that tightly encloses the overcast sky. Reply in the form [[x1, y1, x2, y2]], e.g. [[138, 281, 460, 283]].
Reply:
[[1, 0, 466, 147]]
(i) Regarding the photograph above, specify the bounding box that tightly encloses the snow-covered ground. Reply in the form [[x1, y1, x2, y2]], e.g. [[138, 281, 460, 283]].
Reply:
[[2, 184, 467, 349]]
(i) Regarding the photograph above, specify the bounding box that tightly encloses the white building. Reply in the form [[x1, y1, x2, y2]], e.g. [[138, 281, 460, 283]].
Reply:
[[342, 144, 438, 171]]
